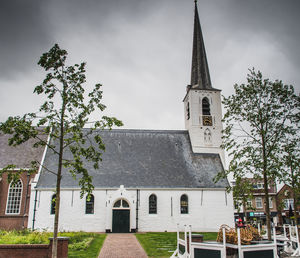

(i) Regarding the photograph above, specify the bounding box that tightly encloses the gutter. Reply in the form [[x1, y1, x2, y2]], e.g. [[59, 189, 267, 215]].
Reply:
[[31, 129, 52, 230], [136, 189, 139, 232], [32, 190, 38, 230]]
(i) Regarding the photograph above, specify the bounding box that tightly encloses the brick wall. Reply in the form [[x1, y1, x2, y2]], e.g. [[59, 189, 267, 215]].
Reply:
[[0, 171, 36, 230], [0, 237, 68, 258]]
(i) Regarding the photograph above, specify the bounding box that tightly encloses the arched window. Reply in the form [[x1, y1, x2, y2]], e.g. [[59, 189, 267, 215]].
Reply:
[[113, 199, 129, 208], [86, 194, 94, 214], [202, 97, 212, 126], [187, 102, 190, 120], [204, 128, 212, 142], [6, 179, 22, 214], [149, 194, 157, 214], [50, 194, 56, 215], [180, 194, 188, 214], [202, 97, 210, 115]]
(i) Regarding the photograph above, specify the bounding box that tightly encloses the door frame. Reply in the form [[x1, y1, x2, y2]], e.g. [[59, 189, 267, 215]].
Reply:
[[112, 198, 131, 233]]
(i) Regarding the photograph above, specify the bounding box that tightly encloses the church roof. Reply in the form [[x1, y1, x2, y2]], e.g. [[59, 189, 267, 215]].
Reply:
[[190, 2, 215, 90], [36, 129, 228, 189], [0, 132, 48, 169]]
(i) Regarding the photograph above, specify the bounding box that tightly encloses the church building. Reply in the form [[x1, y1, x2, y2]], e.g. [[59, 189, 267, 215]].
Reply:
[[27, 2, 234, 233]]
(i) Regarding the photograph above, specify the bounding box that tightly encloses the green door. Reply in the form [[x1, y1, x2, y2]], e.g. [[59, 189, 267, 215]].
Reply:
[[112, 210, 130, 233]]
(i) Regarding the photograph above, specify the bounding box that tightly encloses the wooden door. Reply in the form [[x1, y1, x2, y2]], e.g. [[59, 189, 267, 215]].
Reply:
[[112, 210, 130, 233]]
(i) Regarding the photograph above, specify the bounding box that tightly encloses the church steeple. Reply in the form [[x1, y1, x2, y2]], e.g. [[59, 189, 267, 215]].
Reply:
[[190, 0, 212, 89], [184, 1, 224, 165]]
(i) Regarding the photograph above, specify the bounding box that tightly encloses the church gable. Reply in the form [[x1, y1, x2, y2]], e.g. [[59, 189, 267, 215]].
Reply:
[[36, 129, 228, 189]]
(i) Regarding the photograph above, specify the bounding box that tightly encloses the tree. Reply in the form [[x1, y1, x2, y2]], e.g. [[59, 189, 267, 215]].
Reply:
[[231, 177, 254, 222], [281, 132, 300, 225], [219, 68, 299, 240], [0, 44, 122, 258]]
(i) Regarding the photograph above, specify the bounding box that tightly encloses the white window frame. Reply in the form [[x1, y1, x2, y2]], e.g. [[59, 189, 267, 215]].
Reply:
[[85, 194, 95, 214], [284, 199, 294, 210], [149, 194, 157, 214], [269, 197, 273, 208], [246, 199, 252, 209], [252, 183, 263, 189], [6, 179, 23, 215], [255, 197, 263, 209], [180, 194, 189, 214]]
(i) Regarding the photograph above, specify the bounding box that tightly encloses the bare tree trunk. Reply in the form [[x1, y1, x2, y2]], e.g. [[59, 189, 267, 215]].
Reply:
[[52, 82, 66, 258], [261, 133, 271, 239], [293, 192, 298, 226], [263, 177, 271, 240], [52, 128, 64, 258], [52, 166, 62, 258], [290, 160, 298, 226], [242, 200, 247, 222]]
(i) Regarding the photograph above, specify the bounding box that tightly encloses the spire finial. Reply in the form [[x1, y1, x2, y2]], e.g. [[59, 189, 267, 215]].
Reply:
[[190, 0, 212, 89]]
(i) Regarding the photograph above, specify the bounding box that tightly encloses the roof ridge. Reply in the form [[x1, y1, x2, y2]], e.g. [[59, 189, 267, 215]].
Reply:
[[82, 128, 188, 134]]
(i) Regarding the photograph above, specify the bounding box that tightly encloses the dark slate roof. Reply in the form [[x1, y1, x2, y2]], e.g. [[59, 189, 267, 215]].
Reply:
[[190, 2, 212, 89], [0, 132, 48, 168], [36, 129, 228, 189]]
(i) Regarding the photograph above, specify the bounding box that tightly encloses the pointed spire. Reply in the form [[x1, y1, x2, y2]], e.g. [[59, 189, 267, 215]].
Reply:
[[190, 1, 212, 89]]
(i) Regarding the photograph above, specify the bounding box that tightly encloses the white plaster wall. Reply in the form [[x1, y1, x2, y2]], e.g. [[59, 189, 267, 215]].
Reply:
[[138, 189, 234, 232], [29, 187, 234, 232], [104, 187, 137, 232], [184, 89, 225, 164], [30, 189, 107, 232]]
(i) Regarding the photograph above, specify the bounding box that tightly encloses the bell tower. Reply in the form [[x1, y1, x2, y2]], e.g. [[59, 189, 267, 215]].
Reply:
[[184, 1, 225, 164]]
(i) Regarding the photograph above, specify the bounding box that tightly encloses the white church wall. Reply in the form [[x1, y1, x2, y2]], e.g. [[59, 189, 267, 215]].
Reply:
[[29, 189, 107, 232], [28, 187, 234, 232], [138, 189, 234, 232], [184, 89, 226, 164]]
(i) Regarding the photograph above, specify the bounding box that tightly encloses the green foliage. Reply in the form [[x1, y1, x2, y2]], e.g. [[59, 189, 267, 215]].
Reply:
[[279, 132, 300, 223], [0, 230, 50, 244], [135, 232, 217, 258], [0, 43, 123, 195], [221, 68, 298, 182], [68, 233, 106, 258], [231, 177, 254, 212], [0, 43, 122, 257], [218, 68, 299, 238], [69, 237, 92, 251], [0, 230, 106, 257]]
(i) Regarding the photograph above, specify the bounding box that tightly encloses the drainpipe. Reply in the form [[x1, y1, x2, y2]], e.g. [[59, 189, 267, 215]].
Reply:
[[22, 171, 30, 228], [136, 189, 139, 232], [32, 189, 38, 230]]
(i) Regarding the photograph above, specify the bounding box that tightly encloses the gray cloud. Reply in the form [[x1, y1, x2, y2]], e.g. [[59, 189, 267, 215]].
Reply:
[[0, 0, 53, 79]]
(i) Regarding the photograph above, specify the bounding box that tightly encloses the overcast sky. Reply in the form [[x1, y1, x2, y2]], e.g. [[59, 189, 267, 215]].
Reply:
[[1, 0, 299, 131]]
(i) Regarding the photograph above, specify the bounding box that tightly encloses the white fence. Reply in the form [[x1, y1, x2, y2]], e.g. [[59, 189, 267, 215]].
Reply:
[[259, 223, 300, 256], [281, 224, 300, 256], [171, 224, 278, 258]]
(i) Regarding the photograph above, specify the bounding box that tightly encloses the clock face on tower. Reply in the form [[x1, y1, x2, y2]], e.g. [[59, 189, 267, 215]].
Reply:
[[203, 115, 212, 126]]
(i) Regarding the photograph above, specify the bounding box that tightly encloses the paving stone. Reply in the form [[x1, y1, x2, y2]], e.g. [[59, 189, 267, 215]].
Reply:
[[98, 233, 148, 258]]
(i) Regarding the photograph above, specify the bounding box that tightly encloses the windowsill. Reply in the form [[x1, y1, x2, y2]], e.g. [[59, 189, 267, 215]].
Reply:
[[3, 213, 21, 216], [149, 214, 158, 217], [180, 213, 190, 216]]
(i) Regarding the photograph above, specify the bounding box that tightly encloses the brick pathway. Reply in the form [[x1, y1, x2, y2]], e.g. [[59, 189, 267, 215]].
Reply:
[[98, 233, 148, 258]]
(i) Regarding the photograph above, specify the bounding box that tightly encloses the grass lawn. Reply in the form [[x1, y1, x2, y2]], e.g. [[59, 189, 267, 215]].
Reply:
[[68, 233, 106, 258], [135, 232, 218, 258], [0, 230, 106, 258]]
